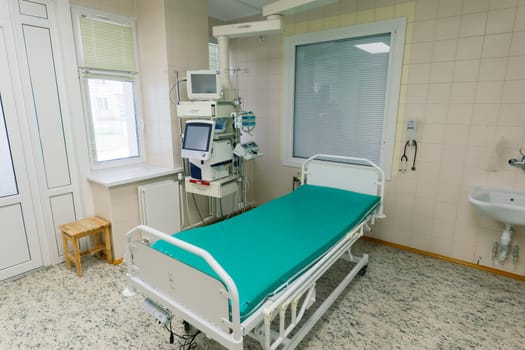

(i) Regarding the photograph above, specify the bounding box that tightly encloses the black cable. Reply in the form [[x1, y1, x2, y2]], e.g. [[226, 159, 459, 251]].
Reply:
[[191, 193, 204, 222], [164, 321, 175, 344], [164, 320, 201, 349], [179, 330, 200, 350], [411, 140, 418, 171]]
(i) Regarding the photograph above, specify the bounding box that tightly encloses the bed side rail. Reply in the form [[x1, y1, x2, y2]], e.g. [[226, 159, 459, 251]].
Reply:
[[301, 154, 386, 218], [243, 214, 370, 349], [124, 225, 243, 349]]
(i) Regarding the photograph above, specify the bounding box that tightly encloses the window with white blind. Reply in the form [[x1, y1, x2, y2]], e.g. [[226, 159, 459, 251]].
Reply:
[[71, 7, 143, 167], [282, 19, 406, 177], [209, 42, 219, 71]]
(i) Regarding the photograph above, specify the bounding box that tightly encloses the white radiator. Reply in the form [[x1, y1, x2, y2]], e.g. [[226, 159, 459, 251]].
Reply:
[[138, 180, 181, 234]]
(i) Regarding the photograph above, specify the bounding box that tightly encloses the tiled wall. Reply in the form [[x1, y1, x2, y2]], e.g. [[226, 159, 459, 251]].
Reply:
[[386, 0, 525, 276], [229, 0, 525, 276]]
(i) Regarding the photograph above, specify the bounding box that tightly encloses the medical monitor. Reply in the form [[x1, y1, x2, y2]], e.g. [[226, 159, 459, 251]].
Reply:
[[186, 70, 222, 101], [181, 120, 215, 161]]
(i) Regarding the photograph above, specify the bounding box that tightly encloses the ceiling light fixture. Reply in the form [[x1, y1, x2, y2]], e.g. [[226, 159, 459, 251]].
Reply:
[[354, 42, 390, 54]]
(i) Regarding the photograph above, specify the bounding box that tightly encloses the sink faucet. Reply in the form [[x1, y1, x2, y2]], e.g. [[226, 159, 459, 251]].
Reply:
[[508, 149, 525, 169]]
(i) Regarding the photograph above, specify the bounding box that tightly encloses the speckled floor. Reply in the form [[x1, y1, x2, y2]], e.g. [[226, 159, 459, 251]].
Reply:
[[0, 240, 523, 349]]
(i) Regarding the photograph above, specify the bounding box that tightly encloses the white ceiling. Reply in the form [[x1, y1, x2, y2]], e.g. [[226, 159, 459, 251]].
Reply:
[[208, 0, 275, 21]]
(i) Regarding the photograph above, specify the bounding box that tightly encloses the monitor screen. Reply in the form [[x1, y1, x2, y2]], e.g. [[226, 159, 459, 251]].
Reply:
[[186, 70, 221, 100], [190, 74, 218, 94], [181, 120, 214, 160]]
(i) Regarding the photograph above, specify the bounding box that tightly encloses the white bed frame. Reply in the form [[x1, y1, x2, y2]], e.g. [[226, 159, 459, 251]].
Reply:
[[124, 154, 385, 349]]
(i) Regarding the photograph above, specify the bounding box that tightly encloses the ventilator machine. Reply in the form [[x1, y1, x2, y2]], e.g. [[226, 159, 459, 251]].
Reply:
[[176, 70, 262, 212]]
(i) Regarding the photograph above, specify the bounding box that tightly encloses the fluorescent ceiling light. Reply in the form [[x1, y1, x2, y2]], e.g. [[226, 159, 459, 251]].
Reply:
[[354, 42, 390, 54]]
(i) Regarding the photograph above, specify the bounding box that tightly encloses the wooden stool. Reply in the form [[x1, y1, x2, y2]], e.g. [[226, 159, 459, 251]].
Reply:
[[59, 216, 113, 277]]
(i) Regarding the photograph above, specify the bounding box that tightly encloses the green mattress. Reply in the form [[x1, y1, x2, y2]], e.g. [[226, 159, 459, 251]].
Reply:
[[151, 184, 380, 319]]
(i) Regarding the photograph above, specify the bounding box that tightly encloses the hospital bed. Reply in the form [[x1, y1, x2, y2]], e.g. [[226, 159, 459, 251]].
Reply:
[[124, 154, 385, 349]]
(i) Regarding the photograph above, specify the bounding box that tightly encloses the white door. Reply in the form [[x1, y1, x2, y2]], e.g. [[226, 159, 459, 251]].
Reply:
[[0, 23, 43, 280]]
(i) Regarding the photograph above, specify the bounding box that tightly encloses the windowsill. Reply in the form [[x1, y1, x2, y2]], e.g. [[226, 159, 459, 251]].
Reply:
[[87, 163, 182, 188]]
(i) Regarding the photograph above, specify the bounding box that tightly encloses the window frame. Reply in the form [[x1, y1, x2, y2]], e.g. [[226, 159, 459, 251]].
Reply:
[[78, 71, 144, 167], [282, 18, 406, 177], [71, 6, 144, 169]]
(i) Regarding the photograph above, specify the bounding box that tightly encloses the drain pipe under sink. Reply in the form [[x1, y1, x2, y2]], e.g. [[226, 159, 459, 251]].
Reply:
[[496, 224, 514, 263]]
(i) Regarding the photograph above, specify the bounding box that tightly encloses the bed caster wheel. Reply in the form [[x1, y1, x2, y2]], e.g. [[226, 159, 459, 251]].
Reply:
[[183, 320, 192, 334], [358, 266, 368, 276]]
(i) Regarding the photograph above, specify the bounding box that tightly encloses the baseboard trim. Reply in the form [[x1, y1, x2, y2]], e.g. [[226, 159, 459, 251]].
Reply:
[[362, 236, 525, 281]]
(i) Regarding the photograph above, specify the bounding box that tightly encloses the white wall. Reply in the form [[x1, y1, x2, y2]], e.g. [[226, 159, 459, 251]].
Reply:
[[136, 0, 173, 168]]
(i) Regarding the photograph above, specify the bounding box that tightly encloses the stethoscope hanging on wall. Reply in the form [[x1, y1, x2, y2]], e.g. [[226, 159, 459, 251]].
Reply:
[[399, 119, 418, 172], [399, 140, 417, 172]]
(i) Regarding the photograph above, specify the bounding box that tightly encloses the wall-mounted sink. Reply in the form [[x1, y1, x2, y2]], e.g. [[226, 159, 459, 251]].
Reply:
[[468, 186, 524, 264], [468, 186, 525, 226]]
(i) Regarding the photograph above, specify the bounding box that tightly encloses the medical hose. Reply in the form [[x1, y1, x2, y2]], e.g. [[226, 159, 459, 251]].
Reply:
[[411, 140, 417, 171]]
